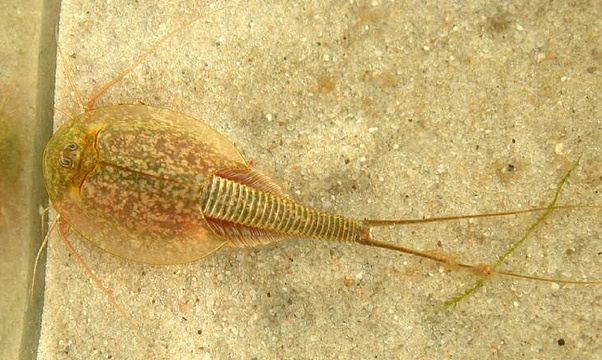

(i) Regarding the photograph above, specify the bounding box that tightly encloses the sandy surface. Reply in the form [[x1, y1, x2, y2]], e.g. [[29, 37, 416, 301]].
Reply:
[[39, 1, 601, 359]]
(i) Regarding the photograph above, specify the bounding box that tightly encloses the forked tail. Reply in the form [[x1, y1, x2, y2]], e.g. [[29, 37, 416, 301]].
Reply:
[[356, 157, 601, 287]]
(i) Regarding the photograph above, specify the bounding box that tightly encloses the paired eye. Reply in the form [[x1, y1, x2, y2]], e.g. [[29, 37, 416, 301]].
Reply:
[[64, 143, 78, 151], [58, 156, 72, 167], [57, 143, 78, 168]]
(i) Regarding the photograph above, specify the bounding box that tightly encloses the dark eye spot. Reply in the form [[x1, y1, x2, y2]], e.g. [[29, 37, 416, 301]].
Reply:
[[64, 143, 78, 151], [58, 155, 72, 168]]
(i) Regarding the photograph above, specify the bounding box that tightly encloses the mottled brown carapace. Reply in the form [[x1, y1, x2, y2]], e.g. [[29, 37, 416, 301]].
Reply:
[[44, 105, 245, 264]]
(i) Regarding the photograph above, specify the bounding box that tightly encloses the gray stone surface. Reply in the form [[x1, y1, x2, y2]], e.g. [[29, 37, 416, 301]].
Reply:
[[39, 1, 601, 359]]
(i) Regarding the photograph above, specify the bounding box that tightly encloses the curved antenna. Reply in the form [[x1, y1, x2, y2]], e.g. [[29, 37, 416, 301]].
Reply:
[[84, 5, 243, 111]]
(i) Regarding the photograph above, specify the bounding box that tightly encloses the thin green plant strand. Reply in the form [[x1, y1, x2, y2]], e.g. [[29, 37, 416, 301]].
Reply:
[[443, 159, 581, 308]]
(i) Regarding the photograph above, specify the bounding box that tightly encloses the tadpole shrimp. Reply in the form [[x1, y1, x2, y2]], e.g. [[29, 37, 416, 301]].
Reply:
[[40, 1, 601, 359]]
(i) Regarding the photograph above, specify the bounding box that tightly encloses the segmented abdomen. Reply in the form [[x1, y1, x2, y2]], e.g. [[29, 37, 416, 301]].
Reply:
[[201, 175, 360, 244]]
